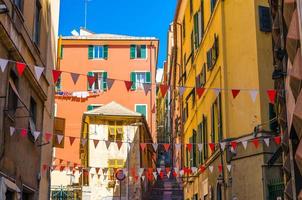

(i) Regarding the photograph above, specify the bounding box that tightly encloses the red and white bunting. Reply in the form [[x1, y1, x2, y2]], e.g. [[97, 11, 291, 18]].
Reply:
[[220, 142, 226, 151], [242, 141, 248, 150], [197, 143, 203, 152], [209, 165, 214, 173], [267, 90, 277, 104], [20, 129, 27, 137], [249, 90, 258, 102], [264, 138, 270, 147], [196, 87, 205, 98], [52, 70, 62, 84], [16, 62, 26, 76], [33, 131, 41, 141], [70, 73, 80, 85], [57, 135, 64, 144], [10, 127, 15, 136], [34, 66, 44, 80], [152, 143, 158, 151], [160, 84, 169, 97], [179, 87, 186, 96], [231, 89, 240, 99], [0, 58, 8, 72], [227, 165, 232, 172], [124, 81, 133, 91]]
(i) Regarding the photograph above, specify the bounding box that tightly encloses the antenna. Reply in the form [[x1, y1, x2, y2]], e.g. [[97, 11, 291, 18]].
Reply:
[[84, 0, 91, 29]]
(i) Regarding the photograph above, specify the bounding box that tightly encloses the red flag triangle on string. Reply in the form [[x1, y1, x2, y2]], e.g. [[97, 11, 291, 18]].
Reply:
[[186, 144, 193, 152], [160, 171, 164, 179], [87, 75, 96, 87], [69, 137, 76, 146], [52, 70, 62, 84], [16, 62, 26, 76], [42, 164, 48, 172], [93, 140, 99, 148], [95, 167, 100, 174], [20, 129, 27, 137], [140, 143, 147, 151], [124, 81, 133, 91], [196, 87, 206, 98], [230, 141, 237, 149], [252, 138, 259, 148], [165, 167, 170, 174], [160, 84, 169, 97], [267, 90, 277, 104], [45, 133, 52, 142], [199, 165, 206, 173], [218, 164, 223, 173], [173, 171, 177, 177], [274, 136, 281, 145], [231, 89, 240, 99], [59, 159, 63, 164], [163, 144, 170, 152], [60, 166, 65, 172], [209, 143, 215, 152]]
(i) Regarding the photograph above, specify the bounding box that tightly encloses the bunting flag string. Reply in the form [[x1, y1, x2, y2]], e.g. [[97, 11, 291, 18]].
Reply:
[[0, 58, 283, 103]]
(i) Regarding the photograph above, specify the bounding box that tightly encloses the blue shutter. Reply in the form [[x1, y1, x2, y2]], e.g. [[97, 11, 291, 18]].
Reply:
[[130, 45, 136, 59], [259, 6, 272, 32], [130, 72, 136, 90], [87, 72, 93, 90], [88, 46, 94, 59], [146, 72, 151, 83], [103, 45, 108, 59], [102, 72, 108, 91]]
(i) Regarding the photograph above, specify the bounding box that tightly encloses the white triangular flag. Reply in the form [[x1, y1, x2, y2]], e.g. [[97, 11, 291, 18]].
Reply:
[[227, 165, 232, 172], [143, 83, 151, 95], [175, 144, 181, 150], [9, 127, 15, 136], [152, 143, 158, 151], [197, 144, 203, 152], [179, 170, 184, 176], [179, 87, 186, 96], [214, 88, 221, 97], [249, 90, 258, 102], [33, 131, 41, 141], [264, 138, 270, 147], [242, 141, 248, 150], [167, 171, 171, 178], [174, 167, 179, 174], [153, 172, 158, 180], [191, 167, 197, 174], [209, 165, 214, 173], [138, 168, 144, 177], [157, 168, 161, 174], [34, 66, 44, 80], [220, 142, 226, 151], [81, 138, 87, 146], [0, 59, 8, 72], [57, 135, 64, 144], [142, 176, 145, 181]]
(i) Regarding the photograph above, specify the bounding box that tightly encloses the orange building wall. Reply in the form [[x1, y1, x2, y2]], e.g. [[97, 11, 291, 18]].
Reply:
[[55, 39, 158, 164]]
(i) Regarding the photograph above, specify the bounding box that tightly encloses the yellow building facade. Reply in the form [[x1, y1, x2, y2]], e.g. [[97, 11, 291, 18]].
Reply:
[[172, 0, 283, 199]]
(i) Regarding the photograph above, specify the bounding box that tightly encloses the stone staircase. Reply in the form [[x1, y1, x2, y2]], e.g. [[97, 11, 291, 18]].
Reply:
[[147, 173, 184, 200]]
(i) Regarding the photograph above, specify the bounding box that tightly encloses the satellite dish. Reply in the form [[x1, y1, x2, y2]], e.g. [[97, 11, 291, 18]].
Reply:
[[71, 30, 79, 36]]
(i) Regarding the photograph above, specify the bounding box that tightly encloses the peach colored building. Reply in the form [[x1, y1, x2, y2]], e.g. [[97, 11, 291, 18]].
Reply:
[[54, 28, 158, 170]]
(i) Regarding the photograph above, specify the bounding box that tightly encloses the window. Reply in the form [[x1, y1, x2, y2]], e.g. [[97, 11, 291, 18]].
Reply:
[[130, 45, 147, 59], [14, 0, 23, 12], [196, 63, 206, 87], [87, 71, 108, 91], [207, 35, 219, 70], [192, 130, 197, 167], [108, 121, 124, 142], [211, 0, 217, 13], [8, 71, 19, 117], [33, 0, 41, 45], [211, 94, 222, 149], [190, 31, 194, 62], [202, 116, 208, 161], [269, 103, 277, 131], [193, 193, 198, 200], [259, 6, 272, 32], [135, 104, 147, 118], [59, 45, 63, 60], [130, 71, 151, 90], [194, 13, 199, 49], [88, 45, 108, 59], [30, 97, 37, 125], [182, 18, 186, 38]]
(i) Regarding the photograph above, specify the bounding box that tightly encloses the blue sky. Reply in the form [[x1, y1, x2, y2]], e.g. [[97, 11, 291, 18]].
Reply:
[[59, 0, 177, 68]]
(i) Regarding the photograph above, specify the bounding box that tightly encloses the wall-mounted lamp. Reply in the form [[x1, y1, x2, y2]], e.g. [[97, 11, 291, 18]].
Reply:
[[0, 3, 8, 14]]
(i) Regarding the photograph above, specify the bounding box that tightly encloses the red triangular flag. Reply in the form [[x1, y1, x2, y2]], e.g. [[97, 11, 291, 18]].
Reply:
[[87, 75, 96, 87], [165, 167, 170, 174], [42, 164, 48, 172], [160, 171, 164, 179], [59, 159, 63, 164], [140, 143, 147, 151], [52, 70, 62, 84], [196, 87, 206, 98], [151, 104, 156, 113], [69, 137, 76, 146], [173, 171, 177, 177], [95, 167, 100, 174], [199, 165, 206, 173], [45, 133, 52, 142], [163, 144, 170, 152], [93, 140, 99, 148], [231, 89, 240, 99], [267, 90, 277, 104], [16, 62, 26, 76], [230, 141, 237, 149], [274, 136, 281, 145], [60, 166, 65, 172], [186, 144, 193, 152], [160, 84, 169, 97], [20, 129, 27, 137], [124, 81, 133, 91], [218, 164, 223, 173], [252, 138, 259, 148], [209, 143, 215, 152]]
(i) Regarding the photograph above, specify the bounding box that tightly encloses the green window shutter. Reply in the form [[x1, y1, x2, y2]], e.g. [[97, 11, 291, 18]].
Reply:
[[194, 13, 199, 49], [130, 72, 136, 90], [189, 137, 193, 167], [87, 72, 93, 90], [60, 45, 63, 59], [130, 45, 136, 59], [88, 46, 94, 59], [141, 45, 147, 58], [146, 72, 151, 83], [103, 45, 108, 59], [87, 105, 94, 111], [136, 105, 146, 117], [102, 71, 108, 91]]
